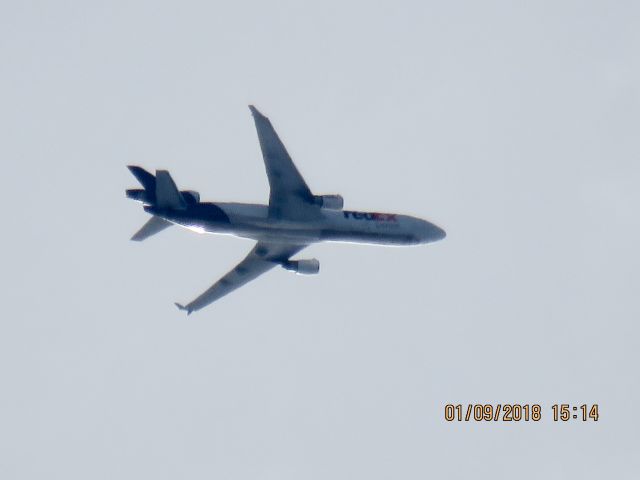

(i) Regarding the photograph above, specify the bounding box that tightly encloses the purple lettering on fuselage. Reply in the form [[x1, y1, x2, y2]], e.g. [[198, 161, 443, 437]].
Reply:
[[343, 211, 397, 222]]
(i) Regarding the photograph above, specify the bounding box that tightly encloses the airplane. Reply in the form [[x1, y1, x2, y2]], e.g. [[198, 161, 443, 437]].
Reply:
[[126, 105, 446, 314]]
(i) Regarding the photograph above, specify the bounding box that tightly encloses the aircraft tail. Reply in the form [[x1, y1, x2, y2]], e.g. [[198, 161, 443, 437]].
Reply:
[[126, 166, 199, 241], [154, 170, 187, 209], [126, 166, 191, 209]]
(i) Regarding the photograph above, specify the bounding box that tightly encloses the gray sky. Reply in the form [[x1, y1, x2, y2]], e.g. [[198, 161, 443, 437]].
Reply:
[[1, 1, 639, 478]]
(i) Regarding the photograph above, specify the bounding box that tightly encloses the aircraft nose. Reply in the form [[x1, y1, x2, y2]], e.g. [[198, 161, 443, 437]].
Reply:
[[420, 221, 446, 243], [433, 224, 446, 240]]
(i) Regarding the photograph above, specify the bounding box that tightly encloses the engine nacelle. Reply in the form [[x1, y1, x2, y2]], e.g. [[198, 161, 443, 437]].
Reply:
[[282, 258, 320, 275], [181, 190, 200, 204], [314, 194, 344, 210]]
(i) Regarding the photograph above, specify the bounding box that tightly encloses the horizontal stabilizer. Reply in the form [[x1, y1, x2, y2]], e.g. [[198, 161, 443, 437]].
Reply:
[[131, 216, 172, 241], [155, 170, 187, 209], [127, 166, 156, 191]]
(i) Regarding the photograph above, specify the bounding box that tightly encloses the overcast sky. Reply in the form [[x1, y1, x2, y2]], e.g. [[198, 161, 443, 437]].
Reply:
[[1, 1, 639, 479]]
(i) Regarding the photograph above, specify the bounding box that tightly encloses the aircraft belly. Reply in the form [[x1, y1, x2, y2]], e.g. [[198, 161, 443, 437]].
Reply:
[[320, 229, 415, 245], [182, 206, 420, 246], [223, 219, 321, 244]]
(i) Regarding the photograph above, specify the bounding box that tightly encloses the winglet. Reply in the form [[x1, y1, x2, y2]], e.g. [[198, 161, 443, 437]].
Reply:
[[175, 303, 192, 315], [248, 104, 264, 118]]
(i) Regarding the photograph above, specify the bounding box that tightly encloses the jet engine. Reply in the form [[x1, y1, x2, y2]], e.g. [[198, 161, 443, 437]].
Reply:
[[282, 258, 320, 275], [314, 194, 344, 210], [181, 190, 200, 204]]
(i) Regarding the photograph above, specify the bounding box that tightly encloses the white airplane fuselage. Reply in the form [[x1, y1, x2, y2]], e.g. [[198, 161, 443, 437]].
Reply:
[[127, 105, 446, 312], [147, 202, 446, 246]]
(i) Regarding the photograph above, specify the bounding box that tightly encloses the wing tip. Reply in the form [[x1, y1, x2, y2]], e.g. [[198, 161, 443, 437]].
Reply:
[[175, 303, 193, 315], [248, 104, 265, 118], [127, 164, 144, 173]]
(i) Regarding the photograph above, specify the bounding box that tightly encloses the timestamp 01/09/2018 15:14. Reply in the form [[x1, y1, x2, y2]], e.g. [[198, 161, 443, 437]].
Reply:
[[444, 404, 599, 422]]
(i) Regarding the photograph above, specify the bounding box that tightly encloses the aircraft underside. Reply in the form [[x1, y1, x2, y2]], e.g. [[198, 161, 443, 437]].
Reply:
[[126, 105, 445, 313], [152, 202, 441, 246]]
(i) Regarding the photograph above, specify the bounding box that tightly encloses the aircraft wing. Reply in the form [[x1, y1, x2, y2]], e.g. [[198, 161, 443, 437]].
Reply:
[[175, 241, 306, 314], [249, 105, 318, 219]]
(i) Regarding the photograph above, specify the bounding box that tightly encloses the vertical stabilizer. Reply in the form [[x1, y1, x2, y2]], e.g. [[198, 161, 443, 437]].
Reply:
[[155, 170, 187, 209]]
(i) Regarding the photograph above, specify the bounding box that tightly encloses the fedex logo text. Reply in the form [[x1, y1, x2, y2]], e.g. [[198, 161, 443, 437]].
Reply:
[[343, 211, 397, 222]]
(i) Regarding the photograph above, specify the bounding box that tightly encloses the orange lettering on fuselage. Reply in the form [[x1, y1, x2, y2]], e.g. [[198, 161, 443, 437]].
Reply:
[[343, 211, 397, 222]]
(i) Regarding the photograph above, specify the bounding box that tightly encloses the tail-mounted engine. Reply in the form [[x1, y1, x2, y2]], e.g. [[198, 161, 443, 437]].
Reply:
[[181, 190, 200, 204], [282, 258, 320, 275], [313, 194, 344, 210], [126, 166, 200, 206]]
